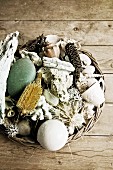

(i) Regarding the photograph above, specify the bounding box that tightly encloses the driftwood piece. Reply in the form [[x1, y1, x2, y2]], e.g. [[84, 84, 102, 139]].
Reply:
[[43, 57, 75, 72]]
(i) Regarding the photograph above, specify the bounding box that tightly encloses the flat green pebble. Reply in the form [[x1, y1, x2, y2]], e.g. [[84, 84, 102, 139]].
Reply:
[[7, 58, 36, 98]]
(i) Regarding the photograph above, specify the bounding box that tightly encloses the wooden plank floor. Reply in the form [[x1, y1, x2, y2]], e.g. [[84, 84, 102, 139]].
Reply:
[[0, 1, 113, 169]]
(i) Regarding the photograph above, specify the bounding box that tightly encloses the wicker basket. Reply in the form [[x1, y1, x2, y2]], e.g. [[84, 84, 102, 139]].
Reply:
[[0, 33, 105, 149]]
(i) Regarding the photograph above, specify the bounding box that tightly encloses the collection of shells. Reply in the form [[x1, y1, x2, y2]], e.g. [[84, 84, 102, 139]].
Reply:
[[0, 32, 105, 151]]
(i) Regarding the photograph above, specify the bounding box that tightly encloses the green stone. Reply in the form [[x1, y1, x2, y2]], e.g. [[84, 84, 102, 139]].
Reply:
[[7, 58, 36, 98]]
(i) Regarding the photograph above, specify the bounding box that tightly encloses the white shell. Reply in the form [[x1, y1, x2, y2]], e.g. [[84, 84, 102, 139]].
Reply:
[[37, 119, 68, 151], [87, 78, 97, 87], [79, 53, 91, 66], [44, 45, 60, 58], [82, 65, 95, 75], [44, 89, 59, 106], [46, 35, 60, 44], [82, 82, 105, 106]]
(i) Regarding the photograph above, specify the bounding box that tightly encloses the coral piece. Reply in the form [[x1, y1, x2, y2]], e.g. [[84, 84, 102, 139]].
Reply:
[[0, 31, 19, 122], [20, 50, 42, 66]]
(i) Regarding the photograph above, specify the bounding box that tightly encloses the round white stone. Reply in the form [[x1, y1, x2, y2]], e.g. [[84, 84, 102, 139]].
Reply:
[[37, 119, 68, 151]]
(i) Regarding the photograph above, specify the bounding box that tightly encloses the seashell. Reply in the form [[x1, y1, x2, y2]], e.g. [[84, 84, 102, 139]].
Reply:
[[17, 120, 31, 136], [44, 89, 59, 106], [37, 119, 68, 151], [79, 53, 91, 66], [44, 44, 60, 58], [16, 73, 42, 115], [7, 58, 36, 98], [82, 65, 95, 75], [0, 31, 19, 118], [45, 35, 60, 44], [7, 109, 15, 117], [82, 82, 105, 106], [87, 78, 97, 87]]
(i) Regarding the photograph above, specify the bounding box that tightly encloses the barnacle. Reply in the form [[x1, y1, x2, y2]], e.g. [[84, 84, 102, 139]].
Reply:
[[65, 43, 82, 86], [16, 73, 42, 115]]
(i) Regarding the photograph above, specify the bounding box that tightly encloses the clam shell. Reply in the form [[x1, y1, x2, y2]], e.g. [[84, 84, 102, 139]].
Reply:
[[46, 35, 60, 44], [82, 65, 95, 75], [79, 53, 91, 66]]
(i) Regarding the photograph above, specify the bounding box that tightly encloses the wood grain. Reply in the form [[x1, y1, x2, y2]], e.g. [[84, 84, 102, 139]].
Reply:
[[87, 103, 113, 135], [83, 46, 113, 74], [0, 133, 113, 170], [0, 21, 113, 45], [0, 0, 113, 20], [104, 74, 113, 103], [0, 0, 113, 169]]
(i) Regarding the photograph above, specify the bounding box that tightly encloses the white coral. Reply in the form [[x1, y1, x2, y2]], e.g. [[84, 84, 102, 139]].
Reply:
[[20, 50, 42, 66], [31, 96, 53, 121], [0, 31, 19, 121]]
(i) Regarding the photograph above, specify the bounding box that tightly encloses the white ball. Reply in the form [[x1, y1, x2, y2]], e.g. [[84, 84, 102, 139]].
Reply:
[[37, 119, 68, 151]]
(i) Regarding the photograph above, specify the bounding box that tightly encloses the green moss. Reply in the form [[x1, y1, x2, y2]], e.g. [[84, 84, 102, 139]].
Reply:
[[7, 58, 36, 98]]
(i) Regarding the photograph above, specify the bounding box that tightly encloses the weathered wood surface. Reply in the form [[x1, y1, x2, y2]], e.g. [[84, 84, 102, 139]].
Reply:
[[88, 104, 113, 135], [0, 21, 113, 45], [0, 0, 113, 170], [0, 133, 113, 170], [0, 0, 113, 20]]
